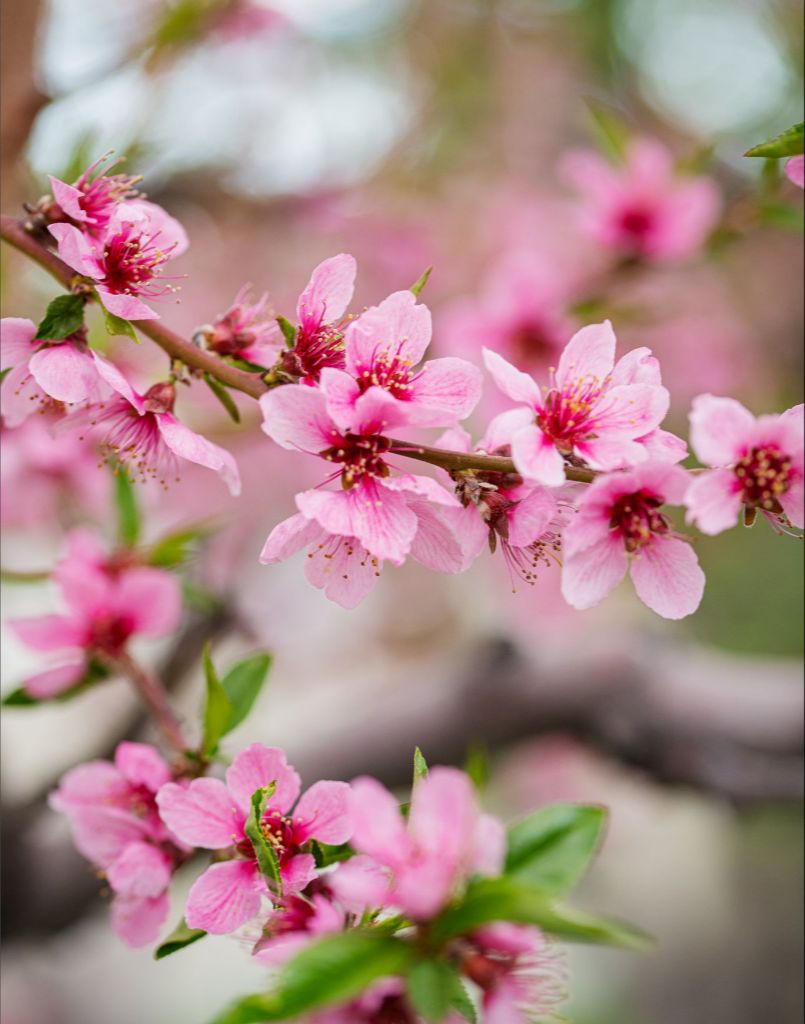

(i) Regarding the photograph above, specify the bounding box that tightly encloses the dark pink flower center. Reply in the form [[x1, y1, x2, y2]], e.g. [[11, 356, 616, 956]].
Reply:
[[537, 376, 607, 453], [99, 225, 174, 297], [609, 489, 670, 553], [92, 399, 178, 485], [355, 350, 417, 399], [271, 894, 317, 935], [78, 173, 139, 230], [88, 611, 135, 656], [279, 318, 346, 382], [368, 997, 417, 1024], [237, 810, 298, 864], [618, 206, 655, 244], [463, 950, 515, 991], [321, 432, 392, 488], [734, 445, 792, 512]]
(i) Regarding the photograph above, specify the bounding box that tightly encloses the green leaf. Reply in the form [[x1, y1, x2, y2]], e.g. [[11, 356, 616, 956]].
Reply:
[[202, 646, 234, 757], [585, 99, 630, 163], [204, 373, 241, 423], [429, 876, 652, 951], [104, 308, 139, 343], [113, 466, 141, 547], [745, 122, 804, 158], [34, 294, 85, 340], [447, 976, 477, 1023], [244, 784, 282, 893], [409, 265, 433, 297], [0, 367, 10, 384], [154, 918, 207, 960], [407, 960, 467, 1023], [220, 653, 272, 732], [209, 932, 416, 1023], [2, 660, 109, 707], [312, 841, 355, 868], [463, 742, 489, 793], [413, 746, 429, 784], [276, 315, 296, 348], [505, 804, 606, 895], [147, 524, 212, 568]]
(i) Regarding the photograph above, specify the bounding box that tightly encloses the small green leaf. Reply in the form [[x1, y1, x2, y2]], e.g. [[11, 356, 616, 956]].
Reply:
[[447, 976, 477, 1023], [244, 785, 282, 893], [202, 646, 234, 757], [220, 653, 272, 732], [154, 918, 207, 959], [745, 122, 804, 158], [585, 99, 630, 163], [104, 308, 139, 343], [463, 742, 489, 792], [2, 660, 109, 707], [34, 294, 85, 340], [430, 876, 652, 951], [407, 960, 459, 1022], [505, 804, 606, 895], [409, 266, 433, 297], [312, 841, 355, 868], [209, 932, 416, 1023], [413, 746, 429, 784], [204, 373, 241, 423], [113, 466, 141, 547], [0, 367, 10, 384], [147, 524, 212, 568], [276, 315, 297, 348]]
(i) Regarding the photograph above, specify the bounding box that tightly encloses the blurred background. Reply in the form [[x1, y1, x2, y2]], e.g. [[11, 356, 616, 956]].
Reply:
[[1, 1, 803, 1022]]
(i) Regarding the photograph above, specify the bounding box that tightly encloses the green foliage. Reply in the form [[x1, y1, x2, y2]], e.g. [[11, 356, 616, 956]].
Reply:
[[409, 266, 433, 297], [204, 374, 241, 423], [407, 960, 475, 1023], [202, 645, 234, 757], [201, 650, 272, 755], [209, 932, 416, 1023], [745, 122, 804, 158], [114, 466, 141, 547], [276, 315, 296, 348], [2, 660, 109, 707], [34, 294, 85, 340], [104, 308, 139, 342], [147, 524, 212, 568], [505, 804, 607, 895], [463, 742, 490, 792], [584, 99, 630, 163], [154, 918, 207, 960], [413, 745, 429, 784], [244, 784, 282, 892], [429, 876, 652, 950], [150, 0, 214, 51]]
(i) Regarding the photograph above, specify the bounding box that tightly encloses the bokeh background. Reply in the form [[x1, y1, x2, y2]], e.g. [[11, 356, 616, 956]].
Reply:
[[1, 1, 803, 1022]]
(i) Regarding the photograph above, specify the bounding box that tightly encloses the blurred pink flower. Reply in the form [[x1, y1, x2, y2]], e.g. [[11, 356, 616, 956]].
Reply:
[[785, 155, 804, 189], [306, 979, 417, 1024], [9, 530, 182, 697], [483, 321, 672, 486], [561, 138, 721, 262], [1, 317, 106, 425], [200, 285, 283, 366], [323, 289, 481, 429], [252, 891, 344, 966], [330, 767, 504, 921], [48, 153, 143, 240], [156, 743, 353, 934], [212, 0, 286, 41], [686, 395, 804, 533], [49, 201, 188, 321], [561, 461, 705, 619], [50, 741, 184, 947]]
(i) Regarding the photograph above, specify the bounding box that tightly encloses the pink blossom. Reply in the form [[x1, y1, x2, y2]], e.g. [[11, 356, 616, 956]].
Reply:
[[463, 923, 568, 1023], [330, 767, 505, 921], [561, 461, 705, 619], [686, 395, 804, 533], [49, 201, 188, 321], [561, 138, 721, 262], [305, 980, 417, 1024], [275, 254, 356, 383], [212, 0, 286, 41], [483, 321, 672, 486], [155, 743, 354, 934], [47, 153, 143, 239], [9, 530, 182, 698], [1, 317, 107, 425], [260, 383, 460, 566], [252, 890, 345, 965], [50, 742, 184, 947], [321, 289, 481, 429], [74, 354, 240, 494], [785, 155, 805, 189], [198, 285, 283, 366]]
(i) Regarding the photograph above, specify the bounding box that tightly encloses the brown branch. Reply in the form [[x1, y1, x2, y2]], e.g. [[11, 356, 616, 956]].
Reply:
[[111, 651, 189, 757]]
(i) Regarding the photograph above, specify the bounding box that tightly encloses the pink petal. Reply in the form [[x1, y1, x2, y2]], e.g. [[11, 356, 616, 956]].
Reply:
[[480, 407, 534, 451], [260, 513, 325, 563], [111, 892, 170, 948], [609, 346, 662, 388], [655, 179, 721, 260], [107, 841, 171, 898], [329, 855, 391, 914], [112, 567, 182, 637], [115, 742, 171, 793], [96, 288, 159, 321], [185, 860, 264, 934], [50, 760, 128, 812], [574, 434, 650, 472], [24, 659, 86, 698], [629, 536, 705, 619], [10, 614, 85, 652], [348, 776, 409, 863], [560, 149, 620, 201], [637, 427, 688, 464], [253, 932, 313, 966], [408, 767, 478, 861], [511, 426, 565, 487], [297, 254, 356, 328], [304, 536, 381, 609], [561, 536, 628, 610], [28, 345, 102, 404], [507, 487, 557, 547], [280, 853, 318, 892], [404, 357, 483, 426], [591, 383, 670, 440], [345, 290, 432, 372], [483, 348, 541, 406], [394, 856, 457, 920], [785, 155, 805, 189], [555, 321, 616, 391], [470, 814, 506, 876], [156, 779, 242, 848], [157, 413, 241, 496], [59, 805, 151, 866], [381, 473, 460, 507], [130, 200, 189, 256], [408, 502, 465, 574], [48, 175, 88, 222], [0, 363, 45, 426], [689, 394, 756, 467], [684, 469, 743, 535], [434, 425, 472, 453], [259, 384, 338, 453], [225, 744, 301, 816], [1, 317, 37, 368], [780, 477, 804, 529], [47, 223, 101, 278], [318, 367, 362, 433], [90, 352, 145, 411], [350, 386, 412, 435], [293, 780, 354, 845]]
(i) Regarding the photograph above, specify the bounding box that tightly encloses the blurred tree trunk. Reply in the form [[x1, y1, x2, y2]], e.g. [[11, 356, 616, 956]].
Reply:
[[1, 0, 44, 212]]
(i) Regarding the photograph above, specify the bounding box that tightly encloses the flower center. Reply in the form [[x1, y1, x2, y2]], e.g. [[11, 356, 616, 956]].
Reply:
[[88, 612, 134, 656], [258, 811, 295, 862], [734, 445, 792, 512], [369, 997, 418, 1024], [100, 225, 172, 296], [609, 489, 670, 553], [356, 349, 415, 399], [321, 433, 392, 488], [618, 206, 655, 242], [279, 324, 346, 382], [537, 376, 606, 452]]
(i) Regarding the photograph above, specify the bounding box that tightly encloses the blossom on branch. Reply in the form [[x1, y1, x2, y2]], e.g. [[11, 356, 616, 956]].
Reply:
[[197, 285, 283, 366], [47, 153, 144, 239]]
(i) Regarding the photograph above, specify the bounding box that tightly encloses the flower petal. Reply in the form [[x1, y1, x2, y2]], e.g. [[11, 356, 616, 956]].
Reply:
[[157, 414, 241, 496], [29, 345, 101, 404], [107, 841, 171, 898], [225, 743, 301, 816], [155, 779, 242, 848], [403, 357, 483, 426], [0, 317, 36, 369], [48, 223, 101, 278], [345, 290, 432, 372], [561, 536, 628, 610], [511, 426, 565, 487], [684, 469, 743, 535], [483, 348, 540, 406], [348, 776, 409, 863], [555, 321, 616, 391], [10, 614, 85, 652], [111, 567, 183, 637], [260, 384, 338, 453], [293, 780, 354, 845], [185, 860, 264, 934], [111, 892, 170, 948], [115, 742, 171, 793], [506, 487, 557, 547], [297, 254, 356, 329], [260, 513, 325, 563], [689, 394, 756, 467], [629, 536, 705, 619], [24, 659, 87, 699]]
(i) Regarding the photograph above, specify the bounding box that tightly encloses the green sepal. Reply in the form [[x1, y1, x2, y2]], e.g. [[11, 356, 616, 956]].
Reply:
[[745, 121, 804, 158], [276, 316, 296, 348], [34, 294, 85, 340], [244, 784, 282, 893], [103, 308, 139, 343], [204, 373, 241, 423], [113, 465, 141, 547], [409, 266, 433, 297], [154, 918, 207, 959]]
